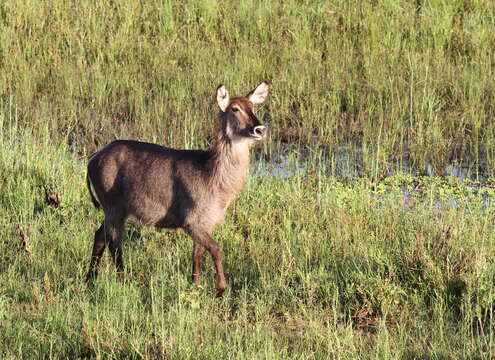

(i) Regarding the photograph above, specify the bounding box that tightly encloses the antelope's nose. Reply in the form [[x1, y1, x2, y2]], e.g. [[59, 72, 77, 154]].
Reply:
[[253, 125, 267, 138]]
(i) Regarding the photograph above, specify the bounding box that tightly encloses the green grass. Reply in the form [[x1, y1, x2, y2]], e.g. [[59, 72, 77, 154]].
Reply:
[[2, 0, 495, 358], [2, 129, 495, 358]]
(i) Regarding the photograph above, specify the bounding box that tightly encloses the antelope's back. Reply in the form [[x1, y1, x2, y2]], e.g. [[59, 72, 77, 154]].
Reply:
[[87, 140, 210, 226]]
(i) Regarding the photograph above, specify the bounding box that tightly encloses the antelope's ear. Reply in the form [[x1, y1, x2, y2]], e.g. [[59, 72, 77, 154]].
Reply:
[[247, 81, 270, 104], [216, 85, 230, 112]]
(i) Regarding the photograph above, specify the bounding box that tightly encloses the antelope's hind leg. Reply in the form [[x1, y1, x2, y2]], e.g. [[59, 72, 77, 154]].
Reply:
[[85, 223, 106, 285], [86, 213, 126, 285], [104, 215, 126, 282]]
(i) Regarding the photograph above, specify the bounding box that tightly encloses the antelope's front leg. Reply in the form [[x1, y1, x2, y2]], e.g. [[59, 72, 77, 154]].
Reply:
[[185, 225, 227, 295]]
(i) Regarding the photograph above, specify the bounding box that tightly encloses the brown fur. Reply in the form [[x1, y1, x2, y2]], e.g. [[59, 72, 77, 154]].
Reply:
[[85, 81, 270, 294]]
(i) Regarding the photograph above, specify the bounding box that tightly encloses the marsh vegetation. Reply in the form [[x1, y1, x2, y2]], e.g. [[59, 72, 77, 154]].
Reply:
[[1, 0, 495, 358]]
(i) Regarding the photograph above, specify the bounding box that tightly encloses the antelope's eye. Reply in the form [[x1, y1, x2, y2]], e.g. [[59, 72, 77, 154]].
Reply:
[[232, 107, 239, 112]]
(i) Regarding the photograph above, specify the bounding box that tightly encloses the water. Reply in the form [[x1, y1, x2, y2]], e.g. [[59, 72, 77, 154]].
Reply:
[[253, 148, 306, 179], [253, 144, 490, 182], [252, 144, 495, 209]]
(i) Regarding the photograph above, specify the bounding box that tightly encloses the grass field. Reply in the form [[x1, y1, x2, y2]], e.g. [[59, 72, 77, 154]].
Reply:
[[2, 0, 495, 358]]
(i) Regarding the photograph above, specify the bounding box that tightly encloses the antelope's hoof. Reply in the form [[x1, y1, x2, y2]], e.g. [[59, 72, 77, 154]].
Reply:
[[117, 272, 125, 283], [216, 282, 227, 297], [85, 274, 96, 289]]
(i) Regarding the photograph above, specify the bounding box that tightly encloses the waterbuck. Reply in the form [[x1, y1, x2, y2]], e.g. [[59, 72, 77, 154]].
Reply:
[[85, 81, 270, 294]]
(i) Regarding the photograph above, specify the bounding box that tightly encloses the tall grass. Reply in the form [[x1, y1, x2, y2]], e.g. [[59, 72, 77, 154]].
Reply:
[[2, 128, 495, 358], [1, 0, 494, 176]]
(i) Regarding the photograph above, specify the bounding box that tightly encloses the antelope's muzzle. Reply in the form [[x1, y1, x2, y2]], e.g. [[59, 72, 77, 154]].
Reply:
[[252, 125, 268, 139]]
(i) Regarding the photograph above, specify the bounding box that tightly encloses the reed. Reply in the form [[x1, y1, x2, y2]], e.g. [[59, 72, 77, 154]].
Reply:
[[1, 0, 494, 177]]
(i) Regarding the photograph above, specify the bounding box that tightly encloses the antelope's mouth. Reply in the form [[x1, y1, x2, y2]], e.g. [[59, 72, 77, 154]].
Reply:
[[250, 125, 268, 140]]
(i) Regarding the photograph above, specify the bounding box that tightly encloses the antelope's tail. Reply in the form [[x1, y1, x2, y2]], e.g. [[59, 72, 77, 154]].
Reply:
[[86, 172, 100, 209]]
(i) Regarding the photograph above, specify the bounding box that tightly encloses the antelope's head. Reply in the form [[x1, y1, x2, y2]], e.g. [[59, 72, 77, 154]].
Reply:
[[216, 81, 270, 143]]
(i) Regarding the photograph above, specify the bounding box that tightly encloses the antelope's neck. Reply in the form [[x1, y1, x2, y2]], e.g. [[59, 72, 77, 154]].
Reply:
[[207, 138, 251, 196]]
